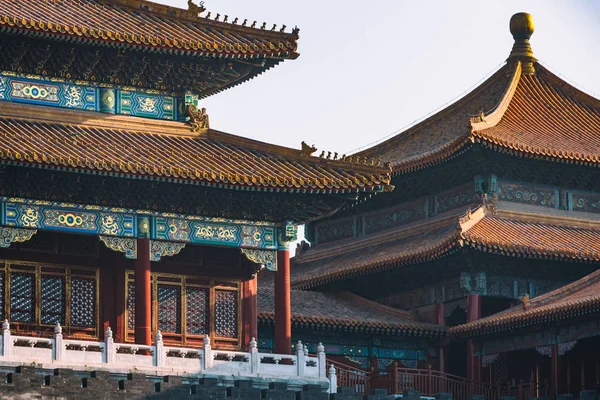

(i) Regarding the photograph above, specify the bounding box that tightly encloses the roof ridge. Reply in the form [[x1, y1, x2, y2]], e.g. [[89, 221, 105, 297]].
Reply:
[[98, 0, 300, 39], [207, 129, 393, 175], [294, 207, 469, 264], [470, 62, 522, 132], [356, 64, 510, 161], [526, 268, 600, 308], [292, 228, 460, 290]]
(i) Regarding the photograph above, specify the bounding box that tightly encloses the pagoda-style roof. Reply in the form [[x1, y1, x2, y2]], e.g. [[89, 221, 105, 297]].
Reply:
[[292, 202, 600, 290], [450, 267, 600, 338], [257, 273, 445, 338], [0, 101, 392, 196], [359, 14, 600, 174], [0, 0, 299, 96]]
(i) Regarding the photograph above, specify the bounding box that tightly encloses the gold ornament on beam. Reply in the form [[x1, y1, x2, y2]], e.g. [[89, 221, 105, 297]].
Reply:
[[187, 104, 210, 133]]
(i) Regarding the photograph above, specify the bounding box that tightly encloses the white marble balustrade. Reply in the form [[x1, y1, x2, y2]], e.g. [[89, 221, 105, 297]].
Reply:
[[0, 320, 327, 382]]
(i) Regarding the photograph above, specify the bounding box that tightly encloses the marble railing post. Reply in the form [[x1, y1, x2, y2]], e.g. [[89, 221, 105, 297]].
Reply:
[[54, 323, 64, 362], [250, 337, 259, 374], [203, 335, 212, 370], [296, 341, 305, 377], [105, 327, 115, 363], [317, 342, 326, 378], [328, 364, 338, 394], [2, 320, 11, 357], [155, 331, 165, 368]]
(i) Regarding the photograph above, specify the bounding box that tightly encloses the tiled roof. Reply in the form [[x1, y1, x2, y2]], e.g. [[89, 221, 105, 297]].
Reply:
[[0, 0, 299, 59], [292, 204, 600, 289], [472, 66, 600, 164], [0, 101, 392, 194], [292, 214, 463, 290], [257, 285, 446, 337], [462, 212, 600, 262], [357, 65, 513, 174], [450, 268, 600, 338], [360, 58, 600, 174]]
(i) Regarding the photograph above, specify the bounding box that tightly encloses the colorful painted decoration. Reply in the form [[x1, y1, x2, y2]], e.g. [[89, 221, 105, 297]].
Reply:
[[0, 73, 179, 121], [241, 249, 277, 271], [153, 217, 278, 250], [0, 75, 97, 111], [1, 198, 288, 251], [2, 201, 136, 237], [0, 227, 37, 248], [118, 90, 178, 120]]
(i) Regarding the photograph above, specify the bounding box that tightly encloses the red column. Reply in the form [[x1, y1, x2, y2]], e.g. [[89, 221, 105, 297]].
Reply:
[[551, 343, 559, 396], [134, 238, 151, 346], [436, 302, 446, 373], [274, 249, 291, 354], [242, 276, 258, 348], [467, 294, 482, 382]]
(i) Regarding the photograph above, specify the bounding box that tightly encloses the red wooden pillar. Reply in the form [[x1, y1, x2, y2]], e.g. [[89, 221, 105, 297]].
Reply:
[[134, 238, 151, 346], [552, 343, 559, 396], [467, 294, 482, 382], [436, 302, 446, 373], [100, 247, 117, 340], [274, 249, 291, 354], [242, 275, 258, 348]]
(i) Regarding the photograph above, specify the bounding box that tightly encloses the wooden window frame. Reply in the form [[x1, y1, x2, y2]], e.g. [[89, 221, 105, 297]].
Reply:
[[125, 271, 241, 349], [0, 259, 99, 338]]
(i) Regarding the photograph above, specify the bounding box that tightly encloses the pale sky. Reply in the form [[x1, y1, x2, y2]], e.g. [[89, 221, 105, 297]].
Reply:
[[160, 0, 600, 155]]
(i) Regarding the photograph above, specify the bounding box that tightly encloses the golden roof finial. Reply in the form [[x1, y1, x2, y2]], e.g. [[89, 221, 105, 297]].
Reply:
[[508, 13, 536, 74]]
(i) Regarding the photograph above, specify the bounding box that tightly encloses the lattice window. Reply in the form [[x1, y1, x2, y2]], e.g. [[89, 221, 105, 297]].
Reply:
[[157, 285, 181, 333], [126, 272, 240, 345], [2, 261, 98, 336], [70, 277, 96, 328], [10, 272, 34, 322], [186, 287, 208, 335], [215, 289, 238, 338], [41, 276, 65, 325], [127, 282, 135, 331]]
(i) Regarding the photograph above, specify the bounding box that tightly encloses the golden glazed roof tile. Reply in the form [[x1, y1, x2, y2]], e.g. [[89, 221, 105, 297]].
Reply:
[[292, 204, 600, 289], [0, 102, 391, 194], [0, 0, 299, 58], [359, 14, 600, 174]]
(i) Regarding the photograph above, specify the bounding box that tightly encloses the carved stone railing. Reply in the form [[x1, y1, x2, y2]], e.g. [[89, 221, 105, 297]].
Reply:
[[0, 321, 326, 382]]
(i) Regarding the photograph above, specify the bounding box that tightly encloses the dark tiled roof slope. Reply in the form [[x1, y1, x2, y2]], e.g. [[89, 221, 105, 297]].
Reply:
[[0, 102, 391, 194], [451, 268, 600, 338], [257, 286, 446, 337]]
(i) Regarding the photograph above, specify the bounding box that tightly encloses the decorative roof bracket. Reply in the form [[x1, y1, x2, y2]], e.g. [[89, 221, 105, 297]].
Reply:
[[0, 227, 37, 248], [241, 249, 277, 271]]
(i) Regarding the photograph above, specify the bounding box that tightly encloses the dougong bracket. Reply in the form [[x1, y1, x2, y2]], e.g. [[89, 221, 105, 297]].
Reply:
[[241, 249, 277, 271], [150, 240, 186, 262], [99, 236, 137, 259], [0, 227, 37, 248]]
